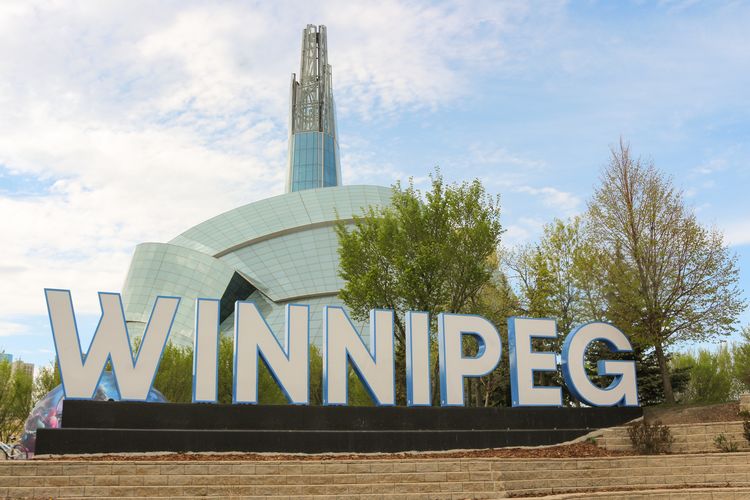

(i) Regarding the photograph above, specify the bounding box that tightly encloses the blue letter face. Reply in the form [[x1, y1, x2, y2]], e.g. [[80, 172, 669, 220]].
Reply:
[[561, 322, 639, 407], [508, 317, 562, 407], [438, 313, 502, 406], [45, 289, 178, 401]]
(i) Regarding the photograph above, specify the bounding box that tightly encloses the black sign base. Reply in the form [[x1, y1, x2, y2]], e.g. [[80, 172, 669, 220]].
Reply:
[[36, 400, 641, 455]]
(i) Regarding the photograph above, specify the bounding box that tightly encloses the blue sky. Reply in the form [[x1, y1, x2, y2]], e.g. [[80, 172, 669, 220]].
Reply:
[[0, 1, 748, 369]]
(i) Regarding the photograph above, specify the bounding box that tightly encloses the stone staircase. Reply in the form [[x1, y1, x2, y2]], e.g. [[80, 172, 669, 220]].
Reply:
[[528, 488, 750, 499], [594, 421, 750, 454], [499, 452, 750, 497], [3, 459, 501, 499], [1, 452, 749, 499]]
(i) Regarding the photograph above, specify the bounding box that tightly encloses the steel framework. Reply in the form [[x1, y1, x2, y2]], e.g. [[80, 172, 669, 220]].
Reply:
[[286, 24, 341, 192]]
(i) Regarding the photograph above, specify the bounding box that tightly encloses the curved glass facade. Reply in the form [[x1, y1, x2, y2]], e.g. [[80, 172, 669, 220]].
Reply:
[[121, 243, 239, 347], [119, 26, 387, 349], [121, 185, 392, 347]]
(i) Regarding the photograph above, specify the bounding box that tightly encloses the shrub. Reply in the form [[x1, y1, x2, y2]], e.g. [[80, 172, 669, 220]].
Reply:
[[672, 348, 736, 403], [714, 433, 739, 452], [627, 420, 674, 454], [734, 326, 750, 391], [743, 419, 750, 445]]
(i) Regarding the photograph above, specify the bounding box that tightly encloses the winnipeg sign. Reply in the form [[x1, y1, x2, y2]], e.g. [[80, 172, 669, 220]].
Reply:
[[44, 289, 639, 408]]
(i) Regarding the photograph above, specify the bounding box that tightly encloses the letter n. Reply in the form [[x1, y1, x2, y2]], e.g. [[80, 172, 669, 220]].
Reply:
[[233, 302, 309, 404]]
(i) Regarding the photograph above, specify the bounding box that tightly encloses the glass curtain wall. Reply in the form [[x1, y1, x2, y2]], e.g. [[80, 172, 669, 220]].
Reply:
[[290, 131, 338, 191]]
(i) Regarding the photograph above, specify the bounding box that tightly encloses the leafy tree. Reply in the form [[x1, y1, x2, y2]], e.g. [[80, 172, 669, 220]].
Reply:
[[32, 362, 61, 403], [0, 354, 34, 442], [469, 269, 520, 406], [217, 336, 234, 404], [506, 244, 556, 318], [507, 217, 593, 335], [336, 172, 503, 404], [672, 347, 737, 404], [631, 347, 690, 406], [153, 342, 193, 403], [337, 172, 502, 341], [733, 326, 750, 391], [152, 338, 288, 405], [587, 141, 745, 403], [507, 217, 610, 404]]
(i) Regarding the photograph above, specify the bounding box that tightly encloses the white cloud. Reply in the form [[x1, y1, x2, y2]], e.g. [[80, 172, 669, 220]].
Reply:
[[322, 1, 542, 119], [516, 186, 581, 216], [0, 321, 28, 337], [467, 144, 547, 169], [0, 1, 542, 317], [503, 217, 545, 246], [722, 221, 750, 247], [691, 158, 727, 176]]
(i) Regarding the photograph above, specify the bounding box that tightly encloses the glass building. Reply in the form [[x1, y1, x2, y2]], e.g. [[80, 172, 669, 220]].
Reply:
[[120, 25, 390, 348], [286, 25, 341, 192]]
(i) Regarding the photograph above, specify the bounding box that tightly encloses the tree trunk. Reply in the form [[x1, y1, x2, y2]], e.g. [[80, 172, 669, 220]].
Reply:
[[394, 346, 407, 406], [431, 357, 440, 405], [653, 341, 674, 404]]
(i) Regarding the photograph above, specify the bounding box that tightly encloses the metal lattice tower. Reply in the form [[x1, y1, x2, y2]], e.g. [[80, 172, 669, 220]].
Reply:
[[285, 25, 342, 193]]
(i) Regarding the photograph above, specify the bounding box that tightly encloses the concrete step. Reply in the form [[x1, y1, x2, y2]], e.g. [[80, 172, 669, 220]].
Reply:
[[527, 486, 750, 499], [2, 452, 750, 499]]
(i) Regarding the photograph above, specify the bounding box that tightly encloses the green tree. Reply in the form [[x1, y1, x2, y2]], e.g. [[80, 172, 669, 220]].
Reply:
[[507, 217, 610, 404], [629, 346, 690, 406], [0, 354, 34, 442], [506, 217, 608, 334], [336, 171, 503, 405], [506, 244, 557, 319], [587, 141, 745, 403], [672, 347, 736, 404], [153, 342, 193, 403], [217, 336, 234, 404], [733, 326, 750, 392], [32, 362, 61, 403], [152, 338, 289, 405], [508, 217, 595, 334], [469, 269, 520, 406]]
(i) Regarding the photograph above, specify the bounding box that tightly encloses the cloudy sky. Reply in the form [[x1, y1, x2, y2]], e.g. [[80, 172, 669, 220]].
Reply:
[[1, 1, 749, 367]]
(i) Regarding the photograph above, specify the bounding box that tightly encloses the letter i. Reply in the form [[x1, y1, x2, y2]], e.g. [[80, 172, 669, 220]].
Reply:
[[193, 299, 220, 403]]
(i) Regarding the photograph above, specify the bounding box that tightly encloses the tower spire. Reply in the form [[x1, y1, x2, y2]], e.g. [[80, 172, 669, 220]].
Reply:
[[286, 24, 342, 193]]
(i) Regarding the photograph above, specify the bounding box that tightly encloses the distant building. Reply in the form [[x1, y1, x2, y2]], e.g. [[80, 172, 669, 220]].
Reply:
[[120, 25, 391, 348], [13, 360, 34, 379], [2, 354, 34, 378]]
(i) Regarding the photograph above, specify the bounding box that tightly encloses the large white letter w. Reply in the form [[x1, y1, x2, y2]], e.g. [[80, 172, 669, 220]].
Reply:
[[45, 289, 179, 400]]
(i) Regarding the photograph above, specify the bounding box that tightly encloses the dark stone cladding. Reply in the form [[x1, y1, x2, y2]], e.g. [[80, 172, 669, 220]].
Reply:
[[36, 400, 642, 455]]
